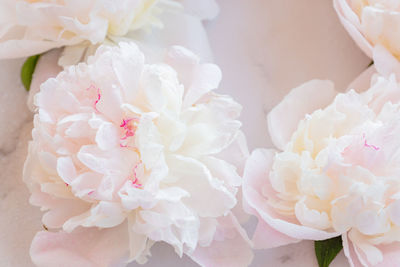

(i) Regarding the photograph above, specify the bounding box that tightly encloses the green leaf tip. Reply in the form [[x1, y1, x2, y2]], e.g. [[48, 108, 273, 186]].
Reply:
[[315, 236, 343, 267], [21, 54, 40, 91]]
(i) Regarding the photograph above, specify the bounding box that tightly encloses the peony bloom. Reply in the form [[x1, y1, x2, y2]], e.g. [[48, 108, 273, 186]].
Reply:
[[24, 42, 253, 267], [243, 74, 400, 266], [0, 0, 181, 64], [334, 0, 400, 77]]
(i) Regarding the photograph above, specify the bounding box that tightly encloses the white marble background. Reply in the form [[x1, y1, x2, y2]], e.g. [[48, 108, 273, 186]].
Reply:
[[0, 0, 370, 266]]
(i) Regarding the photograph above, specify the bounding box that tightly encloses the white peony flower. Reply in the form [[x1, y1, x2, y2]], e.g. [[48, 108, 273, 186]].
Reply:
[[334, 0, 400, 78], [243, 74, 400, 266], [0, 0, 181, 63], [24, 42, 253, 267]]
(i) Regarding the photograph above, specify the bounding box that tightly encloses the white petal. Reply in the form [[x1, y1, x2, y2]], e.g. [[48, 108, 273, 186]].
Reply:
[[267, 80, 337, 150]]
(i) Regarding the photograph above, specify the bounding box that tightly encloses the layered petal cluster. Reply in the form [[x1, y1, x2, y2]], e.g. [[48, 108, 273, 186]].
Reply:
[[0, 0, 179, 61], [24, 42, 253, 267], [244, 75, 400, 266], [334, 0, 400, 77]]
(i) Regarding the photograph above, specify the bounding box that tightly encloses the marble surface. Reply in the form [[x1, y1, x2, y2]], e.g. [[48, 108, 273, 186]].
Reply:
[[0, 0, 370, 266]]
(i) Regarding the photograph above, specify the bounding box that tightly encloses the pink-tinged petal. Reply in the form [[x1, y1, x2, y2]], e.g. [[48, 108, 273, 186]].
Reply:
[[251, 214, 300, 249], [167, 155, 236, 218], [111, 42, 144, 103], [374, 243, 400, 267], [347, 65, 377, 93], [56, 157, 77, 185], [189, 213, 253, 267], [0, 40, 65, 60], [165, 46, 222, 108], [243, 149, 340, 244], [214, 131, 249, 176], [39, 197, 91, 229], [333, 0, 373, 58], [344, 231, 400, 267], [28, 49, 62, 111], [373, 45, 400, 80], [267, 80, 337, 150], [243, 149, 299, 248], [342, 233, 363, 267], [31, 224, 129, 267]]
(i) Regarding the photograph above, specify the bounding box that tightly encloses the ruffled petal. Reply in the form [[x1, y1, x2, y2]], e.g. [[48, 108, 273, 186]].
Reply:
[[251, 214, 300, 249], [167, 154, 236, 218], [344, 230, 400, 267], [267, 80, 337, 150], [188, 213, 253, 267], [333, 0, 373, 58], [125, 9, 214, 62], [243, 149, 340, 243], [342, 233, 364, 267], [165, 45, 222, 108]]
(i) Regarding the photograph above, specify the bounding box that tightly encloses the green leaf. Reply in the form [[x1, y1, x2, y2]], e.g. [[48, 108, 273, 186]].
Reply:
[[368, 60, 374, 67], [21, 55, 40, 91], [315, 236, 343, 267]]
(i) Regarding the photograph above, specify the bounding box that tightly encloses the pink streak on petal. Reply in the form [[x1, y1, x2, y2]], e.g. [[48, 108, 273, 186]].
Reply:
[[86, 85, 101, 112], [363, 134, 380, 151], [130, 162, 143, 189]]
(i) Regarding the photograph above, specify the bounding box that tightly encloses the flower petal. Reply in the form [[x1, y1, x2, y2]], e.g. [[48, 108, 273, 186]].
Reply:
[[30, 224, 129, 267], [347, 65, 377, 93], [181, 0, 220, 21], [165, 45, 222, 108], [28, 49, 63, 111], [333, 0, 373, 58], [189, 213, 253, 267], [167, 155, 236, 218], [342, 233, 364, 267], [267, 80, 337, 150], [373, 44, 400, 80], [243, 149, 340, 242]]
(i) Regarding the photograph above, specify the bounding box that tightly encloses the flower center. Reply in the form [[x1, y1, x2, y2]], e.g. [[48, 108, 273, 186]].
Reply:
[[119, 117, 140, 148]]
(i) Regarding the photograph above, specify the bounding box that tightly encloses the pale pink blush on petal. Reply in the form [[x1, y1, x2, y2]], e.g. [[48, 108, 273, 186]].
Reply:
[[374, 243, 400, 267], [31, 224, 129, 267], [346, 65, 377, 93], [373, 45, 400, 80], [189, 213, 253, 267], [342, 233, 364, 267], [28, 49, 63, 111], [333, 0, 374, 58], [267, 80, 337, 150], [242, 149, 299, 248], [251, 212, 300, 249], [165, 45, 222, 108]]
